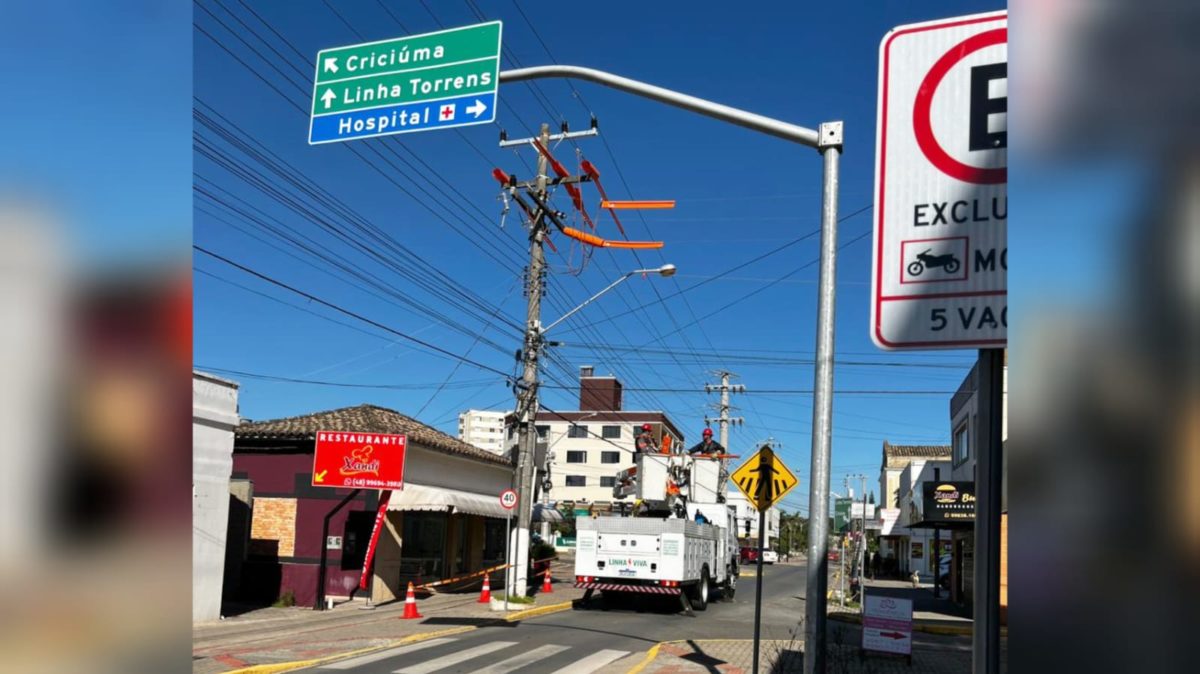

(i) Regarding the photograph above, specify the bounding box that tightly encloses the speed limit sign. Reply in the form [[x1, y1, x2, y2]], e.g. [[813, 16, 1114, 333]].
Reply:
[[499, 489, 518, 510]]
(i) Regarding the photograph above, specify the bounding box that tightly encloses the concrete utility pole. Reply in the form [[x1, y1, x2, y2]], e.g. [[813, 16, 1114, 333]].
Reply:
[[509, 123, 552, 598], [705, 371, 743, 501], [704, 370, 745, 449]]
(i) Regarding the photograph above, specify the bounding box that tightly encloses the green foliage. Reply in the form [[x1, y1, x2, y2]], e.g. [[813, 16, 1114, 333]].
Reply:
[[272, 590, 296, 608], [530, 541, 557, 562]]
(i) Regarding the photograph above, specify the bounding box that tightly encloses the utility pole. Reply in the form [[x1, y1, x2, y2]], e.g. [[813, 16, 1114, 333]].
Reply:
[[510, 123, 551, 598], [705, 371, 743, 503], [500, 119, 603, 597]]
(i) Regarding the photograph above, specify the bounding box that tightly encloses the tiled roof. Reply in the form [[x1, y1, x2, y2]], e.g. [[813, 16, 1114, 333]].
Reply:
[[236, 403, 512, 467], [883, 442, 952, 458]]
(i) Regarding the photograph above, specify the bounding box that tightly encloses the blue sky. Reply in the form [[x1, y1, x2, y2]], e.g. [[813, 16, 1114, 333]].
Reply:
[[189, 0, 1004, 515]]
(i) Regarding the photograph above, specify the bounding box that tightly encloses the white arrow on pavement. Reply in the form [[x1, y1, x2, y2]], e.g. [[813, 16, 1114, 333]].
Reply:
[[466, 99, 487, 118], [321, 89, 337, 109], [323, 57, 339, 74]]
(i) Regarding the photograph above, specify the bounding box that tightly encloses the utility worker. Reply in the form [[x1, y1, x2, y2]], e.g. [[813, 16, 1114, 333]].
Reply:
[[635, 423, 657, 454], [687, 428, 725, 456]]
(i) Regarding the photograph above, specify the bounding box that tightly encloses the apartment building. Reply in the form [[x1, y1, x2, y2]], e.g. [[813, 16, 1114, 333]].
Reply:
[[458, 408, 508, 455], [508, 366, 686, 507]]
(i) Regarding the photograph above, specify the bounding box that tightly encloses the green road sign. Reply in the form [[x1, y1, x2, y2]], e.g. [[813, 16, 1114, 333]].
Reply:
[[309, 21, 501, 144]]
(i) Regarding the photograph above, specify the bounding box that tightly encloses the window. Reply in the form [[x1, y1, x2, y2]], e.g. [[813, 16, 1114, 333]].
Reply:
[[536, 425, 549, 439], [601, 451, 621, 464], [953, 422, 969, 466], [934, 467, 941, 481], [566, 450, 587, 464], [600, 476, 616, 488], [601, 425, 621, 439], [568, 424, 589, 438], [565, 475, 586, 487]]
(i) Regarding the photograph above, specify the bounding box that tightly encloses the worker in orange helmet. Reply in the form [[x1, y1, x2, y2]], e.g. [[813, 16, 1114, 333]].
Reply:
[[687, 428, 725, 456]]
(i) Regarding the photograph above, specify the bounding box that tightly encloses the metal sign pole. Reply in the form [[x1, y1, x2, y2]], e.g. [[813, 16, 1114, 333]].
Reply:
[[503, 511, 512, 611], [753, 506, 767, 674], [805, 123, 843, 674], [974, 348, 1004, 674]]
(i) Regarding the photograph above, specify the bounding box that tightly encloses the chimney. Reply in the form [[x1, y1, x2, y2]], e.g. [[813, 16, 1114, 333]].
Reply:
[[579, 369, 622, 411]]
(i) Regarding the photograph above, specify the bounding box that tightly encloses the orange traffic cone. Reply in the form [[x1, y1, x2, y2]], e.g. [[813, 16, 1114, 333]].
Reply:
[[478, 573, 492, 603], [542, 566, 553, 594], [401, 582, 423, 619]]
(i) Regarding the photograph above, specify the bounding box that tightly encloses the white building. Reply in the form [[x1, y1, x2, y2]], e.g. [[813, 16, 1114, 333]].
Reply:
[[192, 371, 240, 622], [511, 367, 686, 507], [457, 408, 508, 454], [725, 490, 780, 548], [876, 442, 952, 576]]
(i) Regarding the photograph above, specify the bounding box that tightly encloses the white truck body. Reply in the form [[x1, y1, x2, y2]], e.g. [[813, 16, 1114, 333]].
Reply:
[[574, 501, 739, 606]]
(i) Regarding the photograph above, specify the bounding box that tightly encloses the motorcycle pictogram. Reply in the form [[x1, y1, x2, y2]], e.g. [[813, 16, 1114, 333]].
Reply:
[[907, 249, 960, 276]]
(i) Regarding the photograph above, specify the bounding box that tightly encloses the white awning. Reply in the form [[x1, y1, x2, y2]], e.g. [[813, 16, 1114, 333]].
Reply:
[[533, 503, 563, 523], [387, 483, 509, 518]]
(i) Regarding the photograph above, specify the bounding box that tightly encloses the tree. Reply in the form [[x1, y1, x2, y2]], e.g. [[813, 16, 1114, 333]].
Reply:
[[869, 491, 876, 505]]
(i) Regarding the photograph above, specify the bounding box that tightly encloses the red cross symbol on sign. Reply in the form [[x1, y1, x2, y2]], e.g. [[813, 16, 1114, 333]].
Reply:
[[440, 104, 455, 121]]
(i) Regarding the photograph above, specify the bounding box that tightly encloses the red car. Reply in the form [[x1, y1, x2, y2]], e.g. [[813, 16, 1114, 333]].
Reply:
[[827, 550, 841, 562], [740, 546, 759, 563]]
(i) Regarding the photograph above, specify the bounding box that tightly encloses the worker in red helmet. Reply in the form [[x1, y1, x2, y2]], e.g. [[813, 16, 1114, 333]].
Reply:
[[687, 427, 725, 456], [635, 423, 658, 454]]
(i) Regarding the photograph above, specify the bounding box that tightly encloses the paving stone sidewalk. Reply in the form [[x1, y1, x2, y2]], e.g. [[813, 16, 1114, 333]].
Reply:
[[193, 559, 582, 674], [637, 637, 998, 674]]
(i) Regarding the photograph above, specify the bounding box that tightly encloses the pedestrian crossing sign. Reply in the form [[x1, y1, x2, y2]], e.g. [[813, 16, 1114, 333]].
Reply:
[[730, 446, 798, 510]]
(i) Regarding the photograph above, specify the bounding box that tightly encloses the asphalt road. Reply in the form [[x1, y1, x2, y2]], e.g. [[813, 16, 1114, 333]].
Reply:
[[302, 562, 810, 674]]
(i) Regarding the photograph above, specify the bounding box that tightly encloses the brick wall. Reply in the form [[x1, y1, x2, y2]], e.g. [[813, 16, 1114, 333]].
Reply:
[[250, 497, 297, 558]]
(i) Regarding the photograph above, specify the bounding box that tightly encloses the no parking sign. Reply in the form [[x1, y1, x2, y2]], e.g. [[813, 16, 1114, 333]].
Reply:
[[872, 12, 1008, 349]]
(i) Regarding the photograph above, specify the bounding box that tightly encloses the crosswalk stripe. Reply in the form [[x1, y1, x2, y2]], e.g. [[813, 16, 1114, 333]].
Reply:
[[547, 648, 630, 674], [471, 644, 569, 674], [392, 641, 516, 674], [321, 638, 456, 669]]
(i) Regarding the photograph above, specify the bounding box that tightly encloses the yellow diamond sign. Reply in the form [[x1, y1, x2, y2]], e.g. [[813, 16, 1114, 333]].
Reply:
[[730, 445, 798, 511]]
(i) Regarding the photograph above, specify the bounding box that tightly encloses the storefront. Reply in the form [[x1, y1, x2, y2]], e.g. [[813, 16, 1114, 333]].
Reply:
[[228, 404, 514, 608], [907, 480, 975, 604]]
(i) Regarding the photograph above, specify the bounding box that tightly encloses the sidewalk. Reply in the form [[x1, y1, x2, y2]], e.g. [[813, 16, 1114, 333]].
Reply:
[[193, 558, 582, 674], [827, 577, 983, 636], [633, 637, 983, 674]]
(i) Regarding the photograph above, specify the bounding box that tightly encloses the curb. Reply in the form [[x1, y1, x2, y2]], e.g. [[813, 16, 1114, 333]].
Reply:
[[626, 641, 667, 674], [827, 611, 1006, 637], [504, 600, 574, 622], [222, 625, 478, 674]]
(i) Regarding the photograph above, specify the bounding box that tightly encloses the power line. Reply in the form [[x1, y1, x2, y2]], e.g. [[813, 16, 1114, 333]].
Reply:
[[194, 245, 513, 378]]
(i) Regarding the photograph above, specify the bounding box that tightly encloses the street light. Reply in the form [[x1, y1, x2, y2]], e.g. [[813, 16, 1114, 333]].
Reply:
[[541, 264, 677, 334], [510, 263, 676, 598]]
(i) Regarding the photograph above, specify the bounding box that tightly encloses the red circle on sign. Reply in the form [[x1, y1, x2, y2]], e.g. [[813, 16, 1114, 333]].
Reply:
[[499, 489, 518, 509], [912, 27, 1007, 185]]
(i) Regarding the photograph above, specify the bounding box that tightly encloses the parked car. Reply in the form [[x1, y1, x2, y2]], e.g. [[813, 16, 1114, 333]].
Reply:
[[761, 549, 778, 564], [740, 546, 759, 563], [827, 550, 840, 562]]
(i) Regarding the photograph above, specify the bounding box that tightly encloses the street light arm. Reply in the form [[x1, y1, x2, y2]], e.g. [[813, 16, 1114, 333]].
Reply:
[[500, 65, 822, 148], [541, 272, 634, 334]]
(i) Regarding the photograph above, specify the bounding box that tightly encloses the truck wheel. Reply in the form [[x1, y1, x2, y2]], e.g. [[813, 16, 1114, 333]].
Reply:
[[689, 567, 709, 611], [723, 565, 738, 600]]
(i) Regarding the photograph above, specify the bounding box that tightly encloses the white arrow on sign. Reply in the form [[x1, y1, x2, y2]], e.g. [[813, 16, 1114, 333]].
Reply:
[[321, 89, 337, 109], [323, 57, 339, 74], [466, 99, 488, 119]]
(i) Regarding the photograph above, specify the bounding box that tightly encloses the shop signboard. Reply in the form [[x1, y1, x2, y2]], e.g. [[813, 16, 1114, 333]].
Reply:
[[863, 594, 914, 656], [312, 431, 407, 489], [921, 481, 976, 523]]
